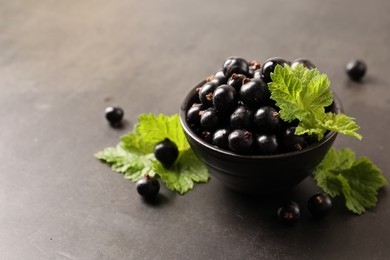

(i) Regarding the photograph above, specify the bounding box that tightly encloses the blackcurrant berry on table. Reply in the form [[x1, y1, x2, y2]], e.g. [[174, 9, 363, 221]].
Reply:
[[253, 106, 282, 134], [136, 174, 160, 199], [346, 60, 366, 81], [307, 192, 333, 217], [261, 57, 288, 83], [222, 56, 250, 78], [291, 58, 316, 70], [186, 103, 204, 127], [230, 105, 253, 130], [212, 128, 231, 150], [282, 126, 307, 152], [154, 138, 179, 167], [200, 107, 220, 132], [255, 134, 279, 155], [239, 78, 270, 109], [212, 84, 238, 114], [105, 106, 124, 125], [198, 82, 218, 107], [277, 201, 301, 224], [228, 129, 254, 154]]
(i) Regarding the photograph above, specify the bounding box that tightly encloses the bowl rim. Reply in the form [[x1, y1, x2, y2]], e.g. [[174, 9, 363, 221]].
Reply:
[[180, 80, 341, 160]]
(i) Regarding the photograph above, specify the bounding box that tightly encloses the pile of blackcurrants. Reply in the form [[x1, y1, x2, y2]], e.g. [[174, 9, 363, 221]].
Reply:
[[186, 57, 317, 155]]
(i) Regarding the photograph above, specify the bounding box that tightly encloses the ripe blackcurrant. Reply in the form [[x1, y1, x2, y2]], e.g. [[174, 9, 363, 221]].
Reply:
[[307, 192, 333, 217], [198, 82, 218, 107], [200, 107, 220, 132], [212, 128, 231, 150], [136, 174, 160, 199], [227, 73, 247, 91], [346, 60, 366, 81], [239, 78, 270, 109], [277, 201, 301, 224], [253, 106, 282, 133], [230, 105, 253, 130], [261, 57, 287, 83], [228, 129, 253, 154], [154, 138, 179, 167], [291, 58, 316, 70], [105, 106, 124, 125], [212, 84, 238, 114], [255, 134, 279, 155], [282, 126, 307, 152], [222, 57, 250, 78], [186, 103, 204, 127]]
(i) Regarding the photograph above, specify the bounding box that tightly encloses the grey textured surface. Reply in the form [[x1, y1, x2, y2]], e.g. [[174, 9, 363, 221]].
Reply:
[[1, 0, 390, 259]]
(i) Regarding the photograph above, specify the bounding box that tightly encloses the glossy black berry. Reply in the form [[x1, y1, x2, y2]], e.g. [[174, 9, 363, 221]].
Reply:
[[186, 103, 204, 127], [239, 78, 270, 109], [307, 192, 333, 217], [346, 60, 366, 81], [291, 58, 316, 70], [282, 126, 307, 152], [277, 201, 301, 224], [212, 85, 238, 114], [222, 57, 250, 78], [208, 70, 228, 86], [198, 82, 217, 107], [228, 129, 253, 154], [200, 107, 220, 132], [105, 106, 124, 125], [261, 57, 287, 83], [253, 106, 282, 134], [136, 174, 160, 199], [227, 73, 247, 91], [212, 128, 231, 150], [154, 138, 179, 167], [230, 105, 253, 130], [255, 134, 279, 155]]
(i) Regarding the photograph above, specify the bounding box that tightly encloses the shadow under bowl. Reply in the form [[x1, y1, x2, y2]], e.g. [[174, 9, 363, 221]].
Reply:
[[180, 81, 341, 194]]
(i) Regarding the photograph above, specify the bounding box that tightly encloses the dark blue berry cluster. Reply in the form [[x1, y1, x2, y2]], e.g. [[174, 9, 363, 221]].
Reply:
[[186, 57, 316, 155]]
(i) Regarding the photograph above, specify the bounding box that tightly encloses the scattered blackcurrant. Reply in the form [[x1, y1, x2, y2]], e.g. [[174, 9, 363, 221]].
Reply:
[[307, 192, 333, 217], [277, 201, 301, 224], [136, 174, 160, 199], [105, 106, 124, 125], [346, 60, 366, 81], [154, 138, 179, 167]]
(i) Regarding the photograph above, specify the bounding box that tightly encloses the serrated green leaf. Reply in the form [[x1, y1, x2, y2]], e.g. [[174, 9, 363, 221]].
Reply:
[[95, 145, 156, 181], [269, 64, 361, 140], [96, 113, 209, 195], [314, 148, 387, 214], [269, 64, 333, 122], [153, 149, 209, 195]]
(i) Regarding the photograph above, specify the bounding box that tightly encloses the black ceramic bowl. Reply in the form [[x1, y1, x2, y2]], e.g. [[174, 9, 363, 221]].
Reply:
[[180, 81, 341, 194]]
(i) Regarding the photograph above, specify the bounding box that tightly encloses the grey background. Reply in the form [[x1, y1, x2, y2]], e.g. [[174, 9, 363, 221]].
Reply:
[[1, 0, 390, 259]]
